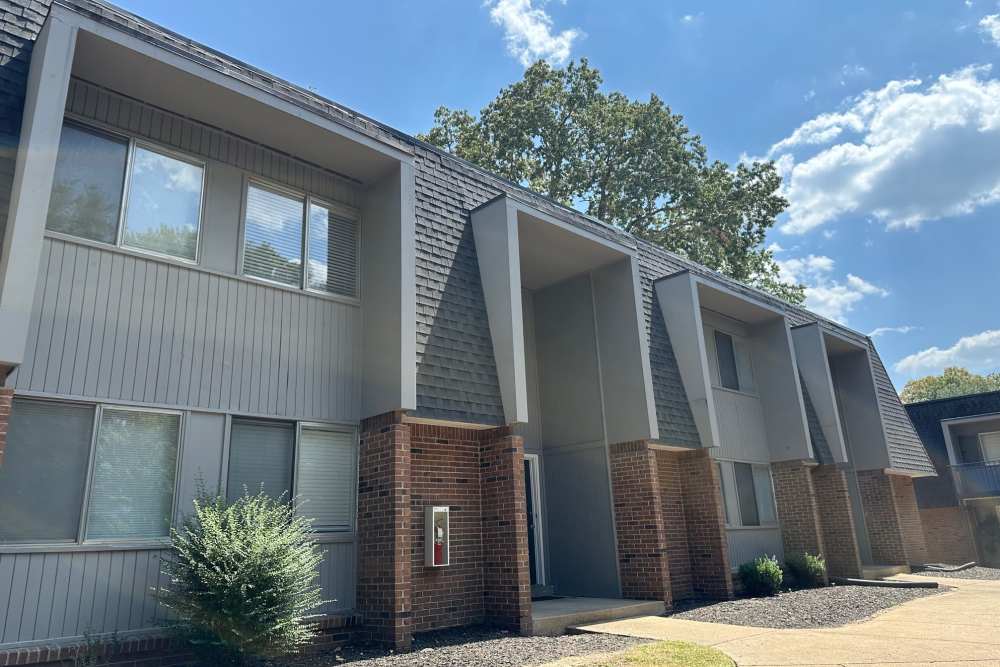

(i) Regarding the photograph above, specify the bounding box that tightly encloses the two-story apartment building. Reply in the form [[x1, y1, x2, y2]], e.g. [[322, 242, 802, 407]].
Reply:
[[0, 1, 935, 663]]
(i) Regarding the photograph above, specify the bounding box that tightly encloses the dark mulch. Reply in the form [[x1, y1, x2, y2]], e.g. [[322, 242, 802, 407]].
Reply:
[[266, 625, 648, 666], [668, 584, 943, 629], [914, 564, 1000, 580]]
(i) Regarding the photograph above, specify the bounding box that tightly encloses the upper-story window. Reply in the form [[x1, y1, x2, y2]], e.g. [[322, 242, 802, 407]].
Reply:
[[980, 431, 1000, 462], [242, 181, 359, 298], [708, 328, 756, 393], [45, 121, 205, 262]]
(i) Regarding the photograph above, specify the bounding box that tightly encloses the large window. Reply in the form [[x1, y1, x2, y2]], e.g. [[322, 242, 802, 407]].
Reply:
[[45, 121, 205, 262], [242, 181, 359, 298], [0, 399, 181, 544], [707, 328, 756, 393], [718, 460, 777, 528], [226, 418, 357, 532]]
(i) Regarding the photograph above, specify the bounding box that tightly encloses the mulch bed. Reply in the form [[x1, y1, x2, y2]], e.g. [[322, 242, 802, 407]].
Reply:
[[268, 626, 649, 666], [668, 584, 943, 629], [914, 564, 1000, 580]]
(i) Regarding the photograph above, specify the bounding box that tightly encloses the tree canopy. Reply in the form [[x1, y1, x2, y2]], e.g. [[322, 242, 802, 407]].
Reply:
[[418, 59, 803, 304], [900, 367, 1000, 403]]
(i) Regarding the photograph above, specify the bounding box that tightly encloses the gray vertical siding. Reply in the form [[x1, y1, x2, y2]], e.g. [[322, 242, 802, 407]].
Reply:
[[9, 237, 361, 423]]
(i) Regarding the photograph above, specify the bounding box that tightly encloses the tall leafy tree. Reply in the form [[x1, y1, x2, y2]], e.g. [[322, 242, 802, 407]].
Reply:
[[419, 59, 803, 304], [900, 367, 1000, 403]]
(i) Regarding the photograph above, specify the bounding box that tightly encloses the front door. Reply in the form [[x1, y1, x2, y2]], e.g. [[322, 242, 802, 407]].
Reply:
[[523, 455, 544, 586]]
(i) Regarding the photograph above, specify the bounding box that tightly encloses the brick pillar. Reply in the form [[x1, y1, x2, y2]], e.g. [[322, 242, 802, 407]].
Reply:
[[357, 411, 412, 650], [857, 469, 907, 565], [920, 507, 976, 565], [608, 441, 671, 605], [771, 460, 826, 561], [655, 450, 693, 600], [889, 474, 929, 565], [679, 449, 733, 599], [480, 427, 532, 634], [0, 387, 12, 466], [811, 464, 863, 578]]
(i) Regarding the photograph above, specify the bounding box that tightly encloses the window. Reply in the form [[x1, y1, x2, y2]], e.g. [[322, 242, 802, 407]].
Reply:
[[718, 460, 777, 528], [710, 329, 756, 393], [242, 181, 359, 298], [0, 399, 181, 544], [45, 121, 204, 262], [226, 419, 357, 532], [980, 432, 1000, 462]]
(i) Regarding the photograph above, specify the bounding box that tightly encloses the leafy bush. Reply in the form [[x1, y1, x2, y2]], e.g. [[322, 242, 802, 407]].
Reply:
[[785, 553, 827, 589], [737, 555, 783, 597], [157, 492, 325, 665]]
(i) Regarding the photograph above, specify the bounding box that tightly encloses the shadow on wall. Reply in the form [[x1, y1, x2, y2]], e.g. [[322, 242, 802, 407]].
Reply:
[[648, 289, 700, 446]]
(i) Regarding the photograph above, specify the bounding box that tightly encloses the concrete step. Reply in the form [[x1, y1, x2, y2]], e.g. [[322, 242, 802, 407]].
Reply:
[[862, 564, 911, 579], [531, 597, 665, 636]]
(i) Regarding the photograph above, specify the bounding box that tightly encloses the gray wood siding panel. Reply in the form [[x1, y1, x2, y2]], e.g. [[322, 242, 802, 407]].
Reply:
[[9, 239, 361, 424]]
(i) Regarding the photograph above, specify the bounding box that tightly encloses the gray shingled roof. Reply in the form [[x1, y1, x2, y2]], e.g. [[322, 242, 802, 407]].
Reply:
[[59, 0, 933, 473]]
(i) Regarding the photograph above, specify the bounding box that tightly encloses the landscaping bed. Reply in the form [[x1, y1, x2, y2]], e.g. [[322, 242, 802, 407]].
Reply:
[[668, 584, 943, 629], [272, 626, 650, 666], [914, 564, 1000, 580]]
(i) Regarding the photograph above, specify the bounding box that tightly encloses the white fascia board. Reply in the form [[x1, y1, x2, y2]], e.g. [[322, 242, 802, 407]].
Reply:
[[471, 197, 528, 424]]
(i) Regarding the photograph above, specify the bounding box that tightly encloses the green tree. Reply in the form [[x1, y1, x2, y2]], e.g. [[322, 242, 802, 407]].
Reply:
[[900, 367, 1000, 403], [419, 59, 803, 304]]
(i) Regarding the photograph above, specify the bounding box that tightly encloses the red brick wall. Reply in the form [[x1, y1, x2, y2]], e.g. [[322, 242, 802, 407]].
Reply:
[[0, 386, 12, 466], [811, 464, 863, 577], [608, 441, 671, 604], [357, 412, 413, 650], [654, 450, 693, 600], [921, 506, 977, 565], [857, 469, 907, 565], [771, 460, 825, 560], [889, 474, 929, 565]]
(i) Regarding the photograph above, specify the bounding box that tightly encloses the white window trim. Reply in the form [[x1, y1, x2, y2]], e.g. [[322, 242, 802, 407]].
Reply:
[[978, 431, 1000, 463], [56, 117, 207, 266], [0, 397, 185, 551], [524, 453, 546, 586], [238, 175, 361, 300], [717, 458, 779, 530]]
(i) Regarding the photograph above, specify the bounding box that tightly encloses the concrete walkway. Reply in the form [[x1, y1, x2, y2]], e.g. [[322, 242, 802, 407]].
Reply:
[[569, 574, 1000, 666]]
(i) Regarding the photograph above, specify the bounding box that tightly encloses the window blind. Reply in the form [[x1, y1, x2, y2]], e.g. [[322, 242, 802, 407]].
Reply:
[[227, 419, 295, 502], [0, 400, 94, 542], [86, 409, 179, 540], [307, 203, 358, 298], [752, 465, 776, 525], [980, 432, 1000, 462], [734, 462, 760, 527], [734, 339, 755, 393], [243, 184, 304, 287], [714, 331, 740, 391], [296, 427, 357, 531]]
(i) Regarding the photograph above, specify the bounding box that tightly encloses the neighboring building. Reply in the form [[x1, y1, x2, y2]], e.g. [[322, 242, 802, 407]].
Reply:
[[908, 391, 1000, 567], [0, 0, 934, 662]]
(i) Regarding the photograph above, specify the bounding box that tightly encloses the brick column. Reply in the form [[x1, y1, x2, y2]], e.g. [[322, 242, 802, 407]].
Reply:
[[357, 411, 412, 650], [480, 427, 532, 634], [857, 469, 907, 565], [608, 441, 671, 605], [0, 387, 12, 466], [811, 464, 863, 578], [771, 460, 826, 561], [920, 507, 977, 565], [679, 449, 733, 599], [654, 450, 693, 600], [889, 474, 929, 565]]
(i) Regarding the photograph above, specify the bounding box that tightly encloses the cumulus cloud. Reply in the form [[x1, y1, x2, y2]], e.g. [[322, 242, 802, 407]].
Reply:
[[979, 14, 1000, 45], [894, 329, 1000, 378], [767, 66, 1000, 234], [488, 0, 582, 67], [773, 251, 888, 324], [869, 325, 917, 337]]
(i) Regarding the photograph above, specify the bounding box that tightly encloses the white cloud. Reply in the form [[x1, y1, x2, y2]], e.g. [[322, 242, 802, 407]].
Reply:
[[769, 66, 1000, 234], [680, 12, 704, 26], [772, 251, 888, 324], [894, 329, 1000, 378], [979, 14, 1000, 45], [869, 325, 917, 337], [488, 0, 582, 67]]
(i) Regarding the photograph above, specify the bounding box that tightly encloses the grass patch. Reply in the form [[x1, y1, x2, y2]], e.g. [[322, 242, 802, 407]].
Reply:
[[587, 641, 734, 666]]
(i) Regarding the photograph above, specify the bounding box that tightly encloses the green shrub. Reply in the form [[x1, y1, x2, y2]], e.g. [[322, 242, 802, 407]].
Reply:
[[157, 492, 325, 665], [785, 553, 827, 589], [737, 555, 783, 597]]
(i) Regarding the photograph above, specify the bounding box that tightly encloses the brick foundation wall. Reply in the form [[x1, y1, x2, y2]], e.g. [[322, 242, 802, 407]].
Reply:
[[889, 474, 929, 565], [857, 469, 907, 565], [654, 450, 693, 600], [811, 464, 863, 578], [0, 386, 11, 466], [771, 460, 825, 561], [920, 506, 976, 565], [608, 441, 671, 604]]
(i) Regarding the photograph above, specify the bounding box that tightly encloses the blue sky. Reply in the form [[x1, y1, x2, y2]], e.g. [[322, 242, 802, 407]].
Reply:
[[114, 0, 1000, 388]]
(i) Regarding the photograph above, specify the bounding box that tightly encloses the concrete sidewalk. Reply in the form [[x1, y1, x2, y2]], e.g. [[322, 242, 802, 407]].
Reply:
[[568, 575, 1000, 666]]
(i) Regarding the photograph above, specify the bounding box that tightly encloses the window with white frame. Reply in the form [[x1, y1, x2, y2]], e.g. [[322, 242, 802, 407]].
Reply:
[[718, 460, 776, 528], [226, 418, 358, 532], [0, 399, 181, 544], [45, 121, 205, 262], [241, 181, 359, 298], [706, 327, 756, 393], [980, 431, 1000, 462]]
